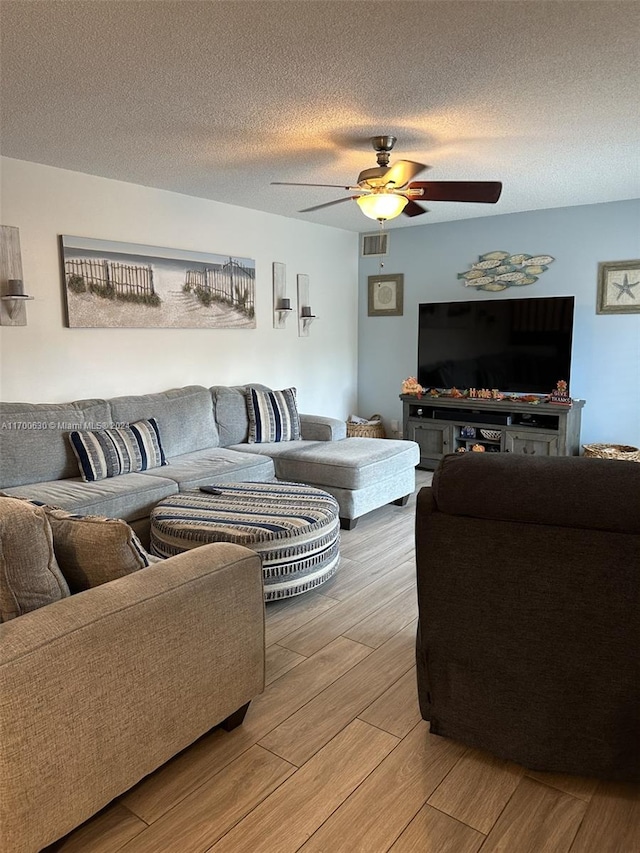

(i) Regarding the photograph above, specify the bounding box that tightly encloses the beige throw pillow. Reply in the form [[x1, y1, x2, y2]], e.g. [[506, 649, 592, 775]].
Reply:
[[0, 497, 70, 621], [45, 510, 155, 592]]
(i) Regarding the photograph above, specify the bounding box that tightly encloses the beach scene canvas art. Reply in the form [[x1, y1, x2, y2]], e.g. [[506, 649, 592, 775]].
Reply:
[[61, 236, 256, 328]]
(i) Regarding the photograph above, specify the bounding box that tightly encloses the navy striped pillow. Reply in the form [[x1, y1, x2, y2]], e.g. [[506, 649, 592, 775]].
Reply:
[[246, 388, 301, 443], [69, 418, 167, 482]]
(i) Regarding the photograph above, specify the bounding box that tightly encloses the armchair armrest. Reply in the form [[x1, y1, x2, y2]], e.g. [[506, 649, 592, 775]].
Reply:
[[299, 413, 347, 441], [0, 543, 265, 853]]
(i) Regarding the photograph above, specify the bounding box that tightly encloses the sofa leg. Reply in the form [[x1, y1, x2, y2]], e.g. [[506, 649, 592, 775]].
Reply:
[[221, 701, 251, 731], [340, 516, 358, 531], [391, 495, 410, 507]]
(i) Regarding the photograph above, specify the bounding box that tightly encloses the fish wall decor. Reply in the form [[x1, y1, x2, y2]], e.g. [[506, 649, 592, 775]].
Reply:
[[458, 251, 555, 291]]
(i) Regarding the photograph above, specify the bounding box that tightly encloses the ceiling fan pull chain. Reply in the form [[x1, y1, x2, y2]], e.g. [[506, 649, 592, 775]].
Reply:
[[379, 219, 385, 271]]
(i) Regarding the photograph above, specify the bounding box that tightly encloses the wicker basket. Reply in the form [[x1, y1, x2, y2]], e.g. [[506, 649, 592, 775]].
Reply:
[[583, 443, 640, 463], [346, 415, 386, 439], [480, 429, 502, 441]]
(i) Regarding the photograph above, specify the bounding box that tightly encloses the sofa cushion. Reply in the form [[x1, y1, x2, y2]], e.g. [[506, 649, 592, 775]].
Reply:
[[107, 386, 218, 456], [141, 447, 275, 489], [0, 473, 179, 524], [0, 399, 112, 487], [69, 418, 167, 482], [211, 384, 269, 447], [45, 509, 156, 593], [246, 387, 301, 443], [0, 497, 70, 621]]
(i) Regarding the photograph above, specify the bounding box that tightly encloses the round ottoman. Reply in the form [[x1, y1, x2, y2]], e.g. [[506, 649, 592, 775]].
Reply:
[[150, 482, 340, 601]]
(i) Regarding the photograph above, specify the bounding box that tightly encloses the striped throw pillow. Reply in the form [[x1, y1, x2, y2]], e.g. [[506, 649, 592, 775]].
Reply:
[[69, 418, 167, 482], [246, 387, 301, 443]]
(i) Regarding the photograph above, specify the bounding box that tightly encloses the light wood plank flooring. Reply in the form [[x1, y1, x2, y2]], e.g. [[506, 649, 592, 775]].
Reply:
[[46, 470, 640, 852]]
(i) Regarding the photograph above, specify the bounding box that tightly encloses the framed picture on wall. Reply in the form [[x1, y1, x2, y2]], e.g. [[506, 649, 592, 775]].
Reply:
[[596, 259, 640, 314], [368, 273, 404, 317], [60, 235, 256, 328]]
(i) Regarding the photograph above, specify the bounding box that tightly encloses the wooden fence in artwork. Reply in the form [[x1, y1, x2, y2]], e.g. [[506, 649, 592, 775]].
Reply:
[[185, 258, 255, 314], [65, 258, 155, 297]]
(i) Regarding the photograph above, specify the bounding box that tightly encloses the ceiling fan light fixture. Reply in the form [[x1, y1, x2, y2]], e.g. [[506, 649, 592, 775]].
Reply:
[[356, 193, 408, 221], [273, 137, 502, 221]]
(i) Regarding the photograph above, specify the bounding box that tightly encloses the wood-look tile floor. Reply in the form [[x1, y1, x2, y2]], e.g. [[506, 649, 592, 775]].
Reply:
[[46, 471, 640, 853]]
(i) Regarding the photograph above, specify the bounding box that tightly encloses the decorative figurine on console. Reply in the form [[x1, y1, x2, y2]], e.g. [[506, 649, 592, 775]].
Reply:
[[549, 379, 572, 406], [401, 377, 423, 398]]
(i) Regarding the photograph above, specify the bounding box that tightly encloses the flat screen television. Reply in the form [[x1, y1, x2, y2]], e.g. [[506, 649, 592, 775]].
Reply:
[[418, 296, 575, 394]]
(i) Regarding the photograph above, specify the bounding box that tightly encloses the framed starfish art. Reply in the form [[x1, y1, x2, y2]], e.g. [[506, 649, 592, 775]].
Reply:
[[597, 260, 640, 314]]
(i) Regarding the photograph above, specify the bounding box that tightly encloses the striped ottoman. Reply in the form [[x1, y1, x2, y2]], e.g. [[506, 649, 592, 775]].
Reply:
[[150, 482, 340, 601]]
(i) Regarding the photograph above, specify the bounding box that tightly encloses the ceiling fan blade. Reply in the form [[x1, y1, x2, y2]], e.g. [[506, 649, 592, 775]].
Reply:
[[383, 160, 428, 188], [403, 200, 429, 217], [410, 181, 502, 203], [272, 181, 353, 189], [298, 196, 357, 213]]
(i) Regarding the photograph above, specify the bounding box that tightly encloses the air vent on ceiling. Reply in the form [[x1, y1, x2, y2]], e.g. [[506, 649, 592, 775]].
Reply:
[[361, 232, 389, 257]]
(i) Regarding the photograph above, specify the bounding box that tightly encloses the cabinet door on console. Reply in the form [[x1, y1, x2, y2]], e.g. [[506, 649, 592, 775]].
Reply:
[[408, 422, 453, 467], [504, 430, 560, 457]]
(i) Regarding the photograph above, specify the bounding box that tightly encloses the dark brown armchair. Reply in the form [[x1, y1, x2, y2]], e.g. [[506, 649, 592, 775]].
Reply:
[[415, 452, 640, 781]]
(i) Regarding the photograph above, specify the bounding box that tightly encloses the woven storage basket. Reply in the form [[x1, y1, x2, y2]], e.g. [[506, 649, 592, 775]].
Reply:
[[583, 443, 640, 462], [346, 415, 386, 439]]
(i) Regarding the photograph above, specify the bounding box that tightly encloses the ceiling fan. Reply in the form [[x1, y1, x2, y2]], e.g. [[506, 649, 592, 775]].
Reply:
[[272, 135, 502, 221]]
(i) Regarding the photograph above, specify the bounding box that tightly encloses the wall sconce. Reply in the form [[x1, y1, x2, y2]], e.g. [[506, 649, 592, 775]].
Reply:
[[273, 262, 293, 329], [300, 304, 317, 335], [275, 298, 293, 328], [1, 226, 32, 326], [300, 305, 316, 319], [301, 314, 316, 330], [1, 279, 34, 326], [297, 274, 316, 337]]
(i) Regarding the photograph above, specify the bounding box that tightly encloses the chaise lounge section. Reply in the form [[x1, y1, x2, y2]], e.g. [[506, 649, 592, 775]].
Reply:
[[212, 385, 418, 529]]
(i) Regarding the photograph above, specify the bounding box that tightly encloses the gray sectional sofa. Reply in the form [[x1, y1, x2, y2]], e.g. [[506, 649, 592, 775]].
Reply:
[[0, 384, 419, 540]]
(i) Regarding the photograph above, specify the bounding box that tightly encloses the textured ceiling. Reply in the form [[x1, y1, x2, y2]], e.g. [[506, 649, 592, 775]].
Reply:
[[2, 1, 639, 232]]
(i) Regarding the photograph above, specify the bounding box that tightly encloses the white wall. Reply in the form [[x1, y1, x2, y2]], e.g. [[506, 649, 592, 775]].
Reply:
[[0, 158, 359, 418], [358, 200, 640, 447]]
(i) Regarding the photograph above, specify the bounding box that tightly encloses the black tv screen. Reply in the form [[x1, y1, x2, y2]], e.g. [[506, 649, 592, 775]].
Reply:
[[418, 296, 575, 394]]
